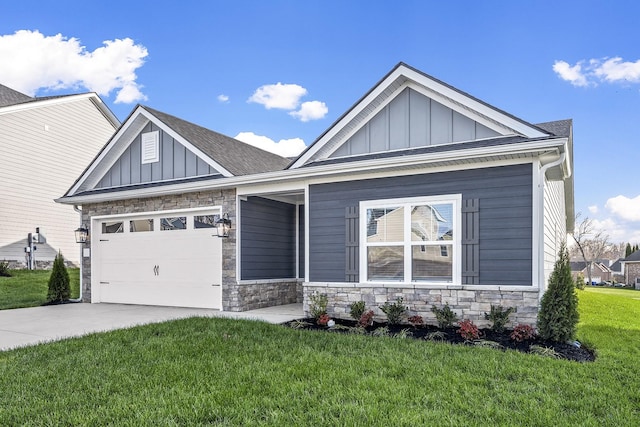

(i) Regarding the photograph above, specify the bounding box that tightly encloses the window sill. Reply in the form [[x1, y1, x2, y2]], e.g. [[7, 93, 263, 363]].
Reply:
[[305, 282, 539, 292]]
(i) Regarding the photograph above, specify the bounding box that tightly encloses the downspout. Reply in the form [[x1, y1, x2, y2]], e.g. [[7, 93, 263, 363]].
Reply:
[[72, 205, 83, 303], [537, 150, 567, 298]]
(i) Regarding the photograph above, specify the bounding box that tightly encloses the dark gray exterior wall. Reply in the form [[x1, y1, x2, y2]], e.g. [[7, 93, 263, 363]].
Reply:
[[298, 205, 305, 278], [308, 164, 533, 286], [240, 196, 296, 280], [97, 122, 218, 188]]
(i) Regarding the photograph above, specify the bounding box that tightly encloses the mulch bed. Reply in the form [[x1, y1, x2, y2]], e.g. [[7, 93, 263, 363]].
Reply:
[[285, 318, 596, 363]]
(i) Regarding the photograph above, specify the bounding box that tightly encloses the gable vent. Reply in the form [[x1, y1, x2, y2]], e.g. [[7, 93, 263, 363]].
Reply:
[[141, 131, 160, 164]]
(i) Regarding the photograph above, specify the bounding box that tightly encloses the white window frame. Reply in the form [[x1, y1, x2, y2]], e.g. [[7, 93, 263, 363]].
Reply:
[[360, 194, 461, 285]]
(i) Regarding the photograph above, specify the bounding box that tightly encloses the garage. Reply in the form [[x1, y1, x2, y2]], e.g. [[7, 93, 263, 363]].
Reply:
[[93, 209, 223, 309]]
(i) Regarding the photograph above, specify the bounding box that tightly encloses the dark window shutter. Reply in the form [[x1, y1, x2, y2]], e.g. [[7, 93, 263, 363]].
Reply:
[[345, 206, 359, 282], [461, 199, 480, 285]]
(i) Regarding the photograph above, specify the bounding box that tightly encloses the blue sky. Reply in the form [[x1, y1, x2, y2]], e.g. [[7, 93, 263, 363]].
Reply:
[[1, 1, 639, 244]]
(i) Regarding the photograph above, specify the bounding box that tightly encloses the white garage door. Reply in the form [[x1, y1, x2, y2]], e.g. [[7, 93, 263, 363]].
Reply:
[[94, 210, 222, 309]]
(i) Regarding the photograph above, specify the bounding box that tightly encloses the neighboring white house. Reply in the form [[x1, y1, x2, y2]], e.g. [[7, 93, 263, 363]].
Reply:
[[0, 84, 119, 267]]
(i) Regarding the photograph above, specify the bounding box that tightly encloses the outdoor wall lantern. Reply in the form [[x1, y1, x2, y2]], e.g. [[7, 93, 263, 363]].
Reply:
[[74, 225, 89, 244], [215, 213, 231, 238]]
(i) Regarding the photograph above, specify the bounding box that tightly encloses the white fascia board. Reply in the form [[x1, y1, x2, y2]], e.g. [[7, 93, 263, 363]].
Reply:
[[140, 108, 234, 177], [58, 137, 567, 205]]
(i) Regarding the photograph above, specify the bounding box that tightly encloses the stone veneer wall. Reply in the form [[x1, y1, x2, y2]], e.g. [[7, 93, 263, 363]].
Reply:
[[225, 280, 303, 312], [303, 284, 540, 327]]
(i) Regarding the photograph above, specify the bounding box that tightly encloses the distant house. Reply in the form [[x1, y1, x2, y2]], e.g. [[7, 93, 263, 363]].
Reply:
[[570, 260, 613, 283], [57, 63, 574, 326], [0, 84, 119, 267], [609, 258, 624, 282], [622, 251, 640, 289]]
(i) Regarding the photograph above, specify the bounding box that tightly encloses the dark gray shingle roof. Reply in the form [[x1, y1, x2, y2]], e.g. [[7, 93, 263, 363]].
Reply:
[[0, 84, 33, 107], [624, 250, 640, 262], [143, 106, 291, 175], [535, 119, 572, 137]]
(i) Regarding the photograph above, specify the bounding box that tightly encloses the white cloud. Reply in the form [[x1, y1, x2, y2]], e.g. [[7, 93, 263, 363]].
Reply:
[[217, 94, 229, 103], [554, 56, 640, 88], [289, 100, 328, 122], [0, 30, 148, 103], [248, 83, 307, 110], [553, 60, 589, 87], [234, 131, 306, 158], [605, 195, 640, 222], [594, 57, 640, 83], [588, 205, 599, 214]]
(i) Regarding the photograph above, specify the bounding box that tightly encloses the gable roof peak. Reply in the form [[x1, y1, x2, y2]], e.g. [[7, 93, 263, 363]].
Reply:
[[0, 83, 33, 107]]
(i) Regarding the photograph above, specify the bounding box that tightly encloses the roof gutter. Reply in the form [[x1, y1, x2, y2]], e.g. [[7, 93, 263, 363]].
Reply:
[[57, 137, 567, 205]]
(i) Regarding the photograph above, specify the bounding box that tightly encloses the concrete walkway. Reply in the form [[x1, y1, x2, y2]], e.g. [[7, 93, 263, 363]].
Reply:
[[0, 302, 303, 351]]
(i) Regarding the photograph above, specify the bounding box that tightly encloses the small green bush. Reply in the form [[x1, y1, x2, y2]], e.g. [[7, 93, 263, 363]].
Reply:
[[575, 272, 585, 290], [308, 292, 328, 320], [349, 301, 366, 321], [0, 260, 11, 277], [431, 303, 459, 328], [379, 297, 407, 325], [484, 305, 516, 333], [537, 242, 579, 342], [47, 252, 70, 303]]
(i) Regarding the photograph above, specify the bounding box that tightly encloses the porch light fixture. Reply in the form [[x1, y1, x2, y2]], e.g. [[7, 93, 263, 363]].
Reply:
[[74, 225, 89, 244], [215, 213, 231, 238]]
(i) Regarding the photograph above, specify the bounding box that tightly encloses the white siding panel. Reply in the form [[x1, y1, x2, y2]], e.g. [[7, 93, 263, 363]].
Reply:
[[543, 179, 566, 284], [0, 98, 117, 264]]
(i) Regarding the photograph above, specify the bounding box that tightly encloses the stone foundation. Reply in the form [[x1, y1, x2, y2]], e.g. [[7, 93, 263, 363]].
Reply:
[[304, 283, 540, 327], [224, 280, 302, 311]]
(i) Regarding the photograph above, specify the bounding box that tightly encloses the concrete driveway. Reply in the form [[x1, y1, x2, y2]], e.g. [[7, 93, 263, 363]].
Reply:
[[0, 302, 303, 351]]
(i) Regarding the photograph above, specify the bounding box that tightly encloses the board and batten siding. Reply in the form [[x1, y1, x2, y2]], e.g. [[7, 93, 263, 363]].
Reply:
[[308, 164, 533, 286], [96, 122, 218, 189], [240, 196, 297, 280], [330, 88, 500, 158], [0, 98, 117, 264], [543, 178, 566, 286]]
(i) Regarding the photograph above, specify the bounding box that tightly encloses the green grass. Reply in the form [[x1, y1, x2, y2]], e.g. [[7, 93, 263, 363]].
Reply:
[[0, 268, 80, 309], [0, 288, 639, 425]]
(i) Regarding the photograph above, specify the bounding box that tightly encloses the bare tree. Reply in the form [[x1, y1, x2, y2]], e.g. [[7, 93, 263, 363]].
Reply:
[[571, 213, 610, 285]]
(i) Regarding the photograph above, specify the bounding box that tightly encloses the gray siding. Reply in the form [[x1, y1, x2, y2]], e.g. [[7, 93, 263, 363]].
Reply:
[[298, 205, 305, 278], [308, 164, 533, 286], [330, 87, 500, 158], [97, 122, 218, 188], [241, 197, 296, 280]]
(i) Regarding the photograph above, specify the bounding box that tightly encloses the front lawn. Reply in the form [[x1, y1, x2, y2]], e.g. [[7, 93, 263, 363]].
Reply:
[[0, 268, 80, 309], [0, 287, 638, 425]]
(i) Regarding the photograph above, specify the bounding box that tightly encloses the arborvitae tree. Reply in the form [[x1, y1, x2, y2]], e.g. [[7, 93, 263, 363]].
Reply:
[[47, 251, 70, 303], [635, 244, 639, 253], [625, 243, 633, 258], [537, 242, 579, 342]]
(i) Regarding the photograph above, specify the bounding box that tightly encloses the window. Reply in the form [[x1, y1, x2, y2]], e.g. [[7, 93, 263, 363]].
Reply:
[[130, 219, 154, 232], [160, 217, 186, 231], [102, 221, 124, 234], [194, 214, 218, 229], [362, 195, 460, 283]]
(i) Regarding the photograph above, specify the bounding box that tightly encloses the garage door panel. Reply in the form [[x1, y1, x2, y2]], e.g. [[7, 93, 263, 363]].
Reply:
[[95, 211, 223, 309]]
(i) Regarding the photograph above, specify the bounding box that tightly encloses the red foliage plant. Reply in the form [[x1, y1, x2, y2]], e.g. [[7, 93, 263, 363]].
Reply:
[[457, 319, 480, 340], [510, 324, 537, 342], [408, 315, 424, 327], [317, 314, 331, 326], [358, 310, 375, 328]]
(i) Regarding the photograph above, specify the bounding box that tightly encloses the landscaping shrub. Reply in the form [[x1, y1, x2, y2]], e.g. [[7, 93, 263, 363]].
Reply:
[[349, 301, 366, 321], [484, 305, 516, 333], [317, 314, 330, 326], [379, 297, 407, 325], [510, 324, 537, 342], [537, 242, 579, 342], [0, 260, 11, 277], [575, 272, 585, 290], [47, 252, 70, 303], [457, 319, 480, 340], [358, 310, 375, 328], [408, 315, 424, 327], [309, 292, 328, 320], [431, 303, 459, 328]]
